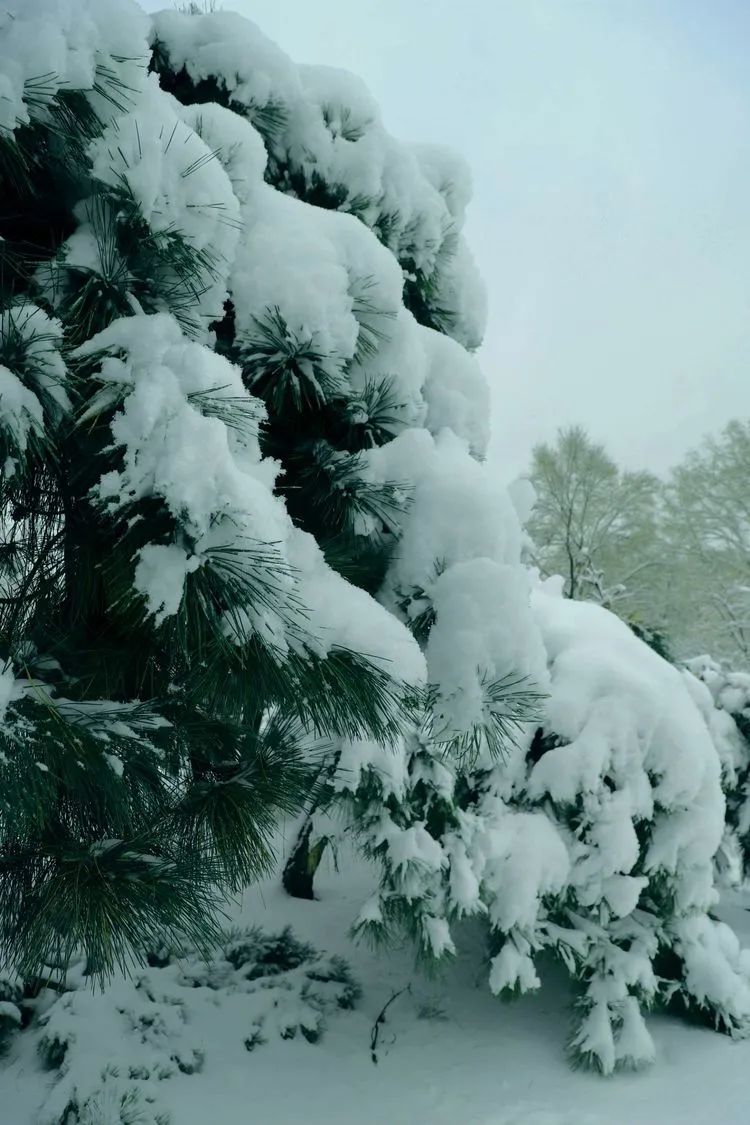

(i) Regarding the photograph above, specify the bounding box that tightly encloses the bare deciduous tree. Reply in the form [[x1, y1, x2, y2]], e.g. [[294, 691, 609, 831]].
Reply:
[[664, 420, 750, 666], [526, 425, 661, 610]]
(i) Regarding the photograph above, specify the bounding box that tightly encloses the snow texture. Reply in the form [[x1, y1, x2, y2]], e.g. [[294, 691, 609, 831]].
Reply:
[[4, 860, 750, 1124]]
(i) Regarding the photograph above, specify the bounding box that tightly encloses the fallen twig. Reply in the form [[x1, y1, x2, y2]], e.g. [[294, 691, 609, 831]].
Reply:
[[370, 984, 411, 1065]]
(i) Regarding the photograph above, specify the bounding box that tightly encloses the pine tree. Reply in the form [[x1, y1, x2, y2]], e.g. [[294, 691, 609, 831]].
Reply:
[[149, 6, 503, 902], [147, 4, 750, 1072], [0, 0, 417, 983], [3, 0, 750, 1077]]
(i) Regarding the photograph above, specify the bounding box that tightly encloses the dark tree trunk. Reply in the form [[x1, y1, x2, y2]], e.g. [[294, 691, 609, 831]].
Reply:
[[282, 819, 328, 900]]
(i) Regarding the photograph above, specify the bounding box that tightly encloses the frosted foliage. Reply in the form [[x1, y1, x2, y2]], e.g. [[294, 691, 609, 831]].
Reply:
[[0, 665, 18, 726], [88, 75, 241, 331], [71, 313, 424, 682], [684, 656, 750, 882], [0, 365, 44, 458], [232, 188, 403, 381], [433, 235, 488, 350], [351, 308, 428, 428], [73, 313, 283, 539], [286, 531, 426, 686], [412, 143, 474, 223], [133, 544, 201, 627], [338, 584, 750, 1072], [334, 739, 409, 801], [150, 9, 486, 347], [151, 9, 301, 109], [524, 589, 750, 1069], [685, 655, 750, 724], [0, 305, 69, 468], [0, 0, 149, 134], [0, 306, 68, 414], [31, 931, 359, 1125]]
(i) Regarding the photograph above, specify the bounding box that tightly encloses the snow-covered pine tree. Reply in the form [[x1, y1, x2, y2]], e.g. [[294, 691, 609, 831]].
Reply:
[[0, 0, 422, 983], [148, 5, 513, 902], [2, 0, 750, 1076], [148, 3, 750, 1072]]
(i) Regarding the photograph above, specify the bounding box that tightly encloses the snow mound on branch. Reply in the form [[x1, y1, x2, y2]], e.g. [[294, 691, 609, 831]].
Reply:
[[363, 428, 544, 733], [420, 326, 490, 457], [179, 100, 269, 207], [0, 304, 69, 476], [232, 187, 400, 381], [367, 428, 524, 592], [0, 0, 149, 135], [87, 74, 241, 333], [228, 183, 429, 428], [530, 593, 723, 824], [685, 655, 750, 724]]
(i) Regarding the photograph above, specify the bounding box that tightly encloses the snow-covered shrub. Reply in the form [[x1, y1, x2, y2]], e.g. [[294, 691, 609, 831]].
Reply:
[[338, 584, 750, 1071], [684, 656, 750, 881], [0, 972, 23, 1054], [32, 927, 358, 1125]]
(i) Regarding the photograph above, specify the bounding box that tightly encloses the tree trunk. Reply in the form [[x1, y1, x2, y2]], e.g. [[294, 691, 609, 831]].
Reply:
[[282, 819, 329, 900]]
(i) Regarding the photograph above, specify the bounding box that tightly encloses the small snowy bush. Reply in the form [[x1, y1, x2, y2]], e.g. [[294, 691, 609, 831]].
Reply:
[[0, 972, 23, 1054], [339, 587, 750, 1071], [32, 927, 358, 1125]]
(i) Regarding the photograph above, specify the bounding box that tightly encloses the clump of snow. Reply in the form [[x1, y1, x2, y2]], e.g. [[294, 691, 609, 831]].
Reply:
[[0, 305, 69, 458], [133, 543, 202, 626], [179, 100, 268, 207], [0, 0, 149, 135], [0, 665, 19, 726], [232, 189, 365, 381], [86, 74, 241, 334], [0, 364, 44, 456], [151, 8, 301, 115], [420, 326, 490, 457]]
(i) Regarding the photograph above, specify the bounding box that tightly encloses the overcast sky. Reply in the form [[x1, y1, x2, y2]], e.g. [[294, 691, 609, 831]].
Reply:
[[147, 0, 750, 479]]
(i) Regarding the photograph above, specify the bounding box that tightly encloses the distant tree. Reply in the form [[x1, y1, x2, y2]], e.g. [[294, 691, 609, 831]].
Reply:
[[526, 425, 662, 611], [664, 420, 750, 667]]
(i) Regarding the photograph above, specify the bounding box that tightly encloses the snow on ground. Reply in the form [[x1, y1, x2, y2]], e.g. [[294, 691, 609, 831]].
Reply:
[[2, 839, 749, 1125]]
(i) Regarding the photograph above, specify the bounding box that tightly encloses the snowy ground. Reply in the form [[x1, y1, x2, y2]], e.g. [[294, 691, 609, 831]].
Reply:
[[2, 841, 749, 1125]]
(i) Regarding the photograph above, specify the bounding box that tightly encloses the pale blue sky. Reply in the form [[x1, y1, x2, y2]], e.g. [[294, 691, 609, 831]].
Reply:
[[146, 1, 750, 478]]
